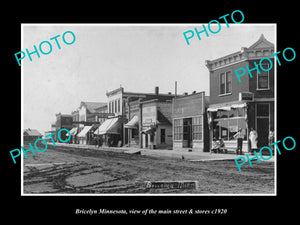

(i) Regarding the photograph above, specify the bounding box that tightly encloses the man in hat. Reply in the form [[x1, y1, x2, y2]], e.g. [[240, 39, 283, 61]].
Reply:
[[234, 128, 245, 155]]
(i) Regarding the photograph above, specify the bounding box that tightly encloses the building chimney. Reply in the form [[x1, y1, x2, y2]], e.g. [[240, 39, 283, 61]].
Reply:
[[155, 86, 159, 95], [168, 92, 172, 95], [184, 92, 188, 96]]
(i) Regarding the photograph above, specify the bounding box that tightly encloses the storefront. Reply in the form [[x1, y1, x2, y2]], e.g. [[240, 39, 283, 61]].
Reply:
[[68, 127, 78, 144], [140, 100, 173, 150], [93, 116, 123, 147], [124, 115, 139, 147], [172, 92, 209, 152], [77, 125, 92, 145], [207, 102, 248, 152], [207, 100, 274, 152]]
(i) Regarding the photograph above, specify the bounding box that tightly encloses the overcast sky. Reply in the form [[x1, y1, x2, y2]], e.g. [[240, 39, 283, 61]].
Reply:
[[22, 24, 275, 134]]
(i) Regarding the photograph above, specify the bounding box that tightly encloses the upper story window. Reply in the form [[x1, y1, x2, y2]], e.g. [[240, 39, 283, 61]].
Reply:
[[257, 64, 270, 90], [220, 71, 232, 95]]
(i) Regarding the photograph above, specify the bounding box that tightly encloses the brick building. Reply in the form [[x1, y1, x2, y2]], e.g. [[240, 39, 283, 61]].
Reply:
[[205, 34, 275, 152]]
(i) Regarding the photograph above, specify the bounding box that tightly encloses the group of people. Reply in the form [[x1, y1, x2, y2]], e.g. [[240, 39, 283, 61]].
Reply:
[[211, 128, 275, 155]]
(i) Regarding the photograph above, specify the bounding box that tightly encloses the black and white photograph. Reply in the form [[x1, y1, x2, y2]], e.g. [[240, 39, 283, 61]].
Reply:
[[21, 24, 276, 195], [4, 5, 299, 220]]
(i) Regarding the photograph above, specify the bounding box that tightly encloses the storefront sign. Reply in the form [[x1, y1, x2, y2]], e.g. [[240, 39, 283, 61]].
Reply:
[[239, 92, 254, 101]]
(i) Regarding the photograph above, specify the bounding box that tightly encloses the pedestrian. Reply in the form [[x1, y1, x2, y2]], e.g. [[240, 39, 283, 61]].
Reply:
[[249, 128, 258, 155], [234, 128, 245, 155], [211, 137, 220, 154]]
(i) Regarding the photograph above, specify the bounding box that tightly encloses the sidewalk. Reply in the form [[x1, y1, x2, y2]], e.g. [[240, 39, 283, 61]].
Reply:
[[49, 142, 275, 162]]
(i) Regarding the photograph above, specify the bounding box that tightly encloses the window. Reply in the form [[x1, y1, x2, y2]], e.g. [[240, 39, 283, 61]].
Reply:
[[174, 119, 183, 140], [111, 101, 114, 113], [115, 100, 117, 113], [220, 71, 232, 95], [220, 73, 225, 95], [160, 129, 166, 143], [257, 64, 270, 90], [226, 71, 232, 93], [213, 108, 247, 141], [118, 99, 120, 113], [192, 116, 202, 140], [109, 102, 111, 113]]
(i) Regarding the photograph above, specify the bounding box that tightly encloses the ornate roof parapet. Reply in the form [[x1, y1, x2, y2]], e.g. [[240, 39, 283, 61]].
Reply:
[[206, 34, 274, 71]]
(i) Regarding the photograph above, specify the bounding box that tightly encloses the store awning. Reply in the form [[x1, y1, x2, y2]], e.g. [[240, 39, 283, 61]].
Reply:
[[124, 115, 139, 129], [94, 117, 122, 135], [231, 103, 247, 108], [66, 127, 78, 136], [141, 126, 156, 134], [77, 126, 92, 137], [207, 102, 246, 112]]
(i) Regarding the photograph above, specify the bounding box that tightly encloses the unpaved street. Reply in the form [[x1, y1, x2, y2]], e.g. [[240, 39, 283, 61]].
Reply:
[[23, 144, 275, 194]]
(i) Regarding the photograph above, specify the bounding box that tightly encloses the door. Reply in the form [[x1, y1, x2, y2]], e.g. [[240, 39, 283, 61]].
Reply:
[[183, 118, 192, 147], [256, 103, 270, 148], [160, 128, 166, 144], [256, 118, 269, 148]]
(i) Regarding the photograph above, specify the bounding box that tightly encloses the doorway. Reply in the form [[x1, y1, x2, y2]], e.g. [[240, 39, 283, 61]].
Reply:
[[257, 118, 269, 147], [183, 118, 192, 148]]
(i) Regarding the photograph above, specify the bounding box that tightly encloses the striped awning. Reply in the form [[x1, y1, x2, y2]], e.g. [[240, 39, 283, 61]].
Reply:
[[94, 117, 122, 135], [207, 102, 246, 112], [77, 126, 92, 137], [124, 115, 139, 129], [66, 127, 78, 136]]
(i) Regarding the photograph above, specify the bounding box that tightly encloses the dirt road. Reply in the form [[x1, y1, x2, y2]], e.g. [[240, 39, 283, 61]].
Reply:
[[23, 144, 275, 194]]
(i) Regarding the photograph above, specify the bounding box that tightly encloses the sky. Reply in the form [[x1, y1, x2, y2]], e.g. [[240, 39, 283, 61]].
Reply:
[[22, 24, 275, 134]]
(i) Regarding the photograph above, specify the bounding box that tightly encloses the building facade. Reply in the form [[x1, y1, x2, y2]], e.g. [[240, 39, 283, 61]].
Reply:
[[172, 91, 209, 152], [140, 99, 173, 149], [205, 34, 275, 152], [23, 128, 43, 142], [106, 86, 175, 147], [55, 113, 73, 142]]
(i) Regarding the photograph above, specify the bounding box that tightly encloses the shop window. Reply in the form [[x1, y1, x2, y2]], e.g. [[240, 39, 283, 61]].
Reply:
[[220, 120, 228, 140], [174, 119, 183, 140], [237, 107, 245, 117], [192, 116, 202, 140], [213, 108, 247, 141], [237, 118, 247, 140], [228, 119, 238, 140]]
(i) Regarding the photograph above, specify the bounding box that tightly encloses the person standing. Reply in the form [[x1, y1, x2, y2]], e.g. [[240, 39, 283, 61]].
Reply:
[[234, 128, 245, 155], [249, 128, 258, 155]]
